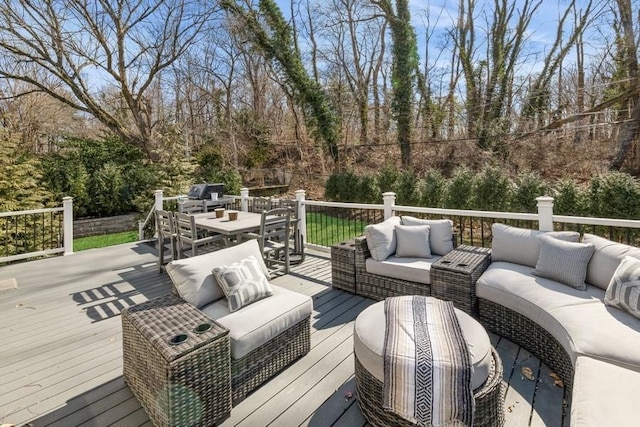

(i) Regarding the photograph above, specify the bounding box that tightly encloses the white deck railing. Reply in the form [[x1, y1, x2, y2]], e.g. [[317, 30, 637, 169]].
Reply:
[[145, 189, 640, 249], [0, 197, 74, 263]]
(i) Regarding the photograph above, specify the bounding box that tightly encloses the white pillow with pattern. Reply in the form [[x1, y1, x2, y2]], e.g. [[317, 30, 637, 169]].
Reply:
[[605, 256, 640, 320], [213, 256, 273, 312]]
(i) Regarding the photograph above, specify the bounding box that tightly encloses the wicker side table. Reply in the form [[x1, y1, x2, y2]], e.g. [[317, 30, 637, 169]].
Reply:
[[122, 294, 231, 427], [331, 239, 357, 294], [431, 245, 492, 315]]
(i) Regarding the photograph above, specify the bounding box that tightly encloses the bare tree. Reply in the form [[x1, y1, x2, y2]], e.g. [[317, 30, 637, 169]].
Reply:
[[0, 0, 216, 160], [611, 0, 640, 170]]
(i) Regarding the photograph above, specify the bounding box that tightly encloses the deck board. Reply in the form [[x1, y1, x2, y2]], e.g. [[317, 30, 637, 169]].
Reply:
[[0, 242, 567, 426]]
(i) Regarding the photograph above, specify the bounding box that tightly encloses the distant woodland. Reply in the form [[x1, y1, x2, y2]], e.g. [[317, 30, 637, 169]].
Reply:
[[0, 0, 638, 203]]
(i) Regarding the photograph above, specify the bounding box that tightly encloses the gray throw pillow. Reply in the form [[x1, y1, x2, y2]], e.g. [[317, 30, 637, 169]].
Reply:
[[213, 256, 273, 312], [400, 216, 453, 255], [533, 235, 595, 290], [604, 256, 640, 320], [365, 216, 401, 261], [394, 224, 432, 258], [491, 223, 580, 268]]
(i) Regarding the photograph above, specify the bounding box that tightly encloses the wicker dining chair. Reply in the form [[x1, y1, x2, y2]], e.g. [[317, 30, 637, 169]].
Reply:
[[174, 212, 227, 258], [155, 209, 177, 272]]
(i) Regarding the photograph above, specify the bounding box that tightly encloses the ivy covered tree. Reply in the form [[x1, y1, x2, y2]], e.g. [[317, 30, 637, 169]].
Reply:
[[373, 0, 419, 168], [221, 0, 340, 163]]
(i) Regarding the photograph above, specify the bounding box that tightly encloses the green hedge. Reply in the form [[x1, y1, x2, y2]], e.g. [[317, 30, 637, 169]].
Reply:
[[324, 167, 640, 220]]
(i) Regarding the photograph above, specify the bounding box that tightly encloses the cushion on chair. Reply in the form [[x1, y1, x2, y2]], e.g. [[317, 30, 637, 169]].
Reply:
[[394, 224, 431, 258], [365, 216, 401, 261], [200, 285, 313, 359], [490, 223, 580, 268], [167, 239, 269, 308], [604, 256, 640, 319], [213, 256, 273, 312], [365, 255, 441, 285], [400, 217, 454, 255], [583, 233, 640, 290], [353, 301, 492, 391], [533, 235, 595, 290]]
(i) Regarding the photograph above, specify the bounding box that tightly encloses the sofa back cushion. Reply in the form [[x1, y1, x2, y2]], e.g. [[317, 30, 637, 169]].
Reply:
[[167, 239, 269, 308], [400, 216, 454, 255], [365, 216, 401, 261], [583, 233, 640, 290], [491, 223, 580, 268]]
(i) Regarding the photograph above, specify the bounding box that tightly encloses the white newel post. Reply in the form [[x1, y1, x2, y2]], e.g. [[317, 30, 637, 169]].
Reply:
[[537, 196, 554, 232], [154, 189, 164, 211], [295, 189, 307, 246], [63, 196, 74, 255], [240, 188, 249, 212], [383, 192, 396, 220]]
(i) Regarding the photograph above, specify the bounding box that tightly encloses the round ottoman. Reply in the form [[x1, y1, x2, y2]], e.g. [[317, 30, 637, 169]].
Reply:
[[354, 300, 504, 427]]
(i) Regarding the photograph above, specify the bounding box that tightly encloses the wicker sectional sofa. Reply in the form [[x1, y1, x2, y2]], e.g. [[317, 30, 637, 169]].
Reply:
[[351, 221, 640, 426], [165, 240, 313, 404]]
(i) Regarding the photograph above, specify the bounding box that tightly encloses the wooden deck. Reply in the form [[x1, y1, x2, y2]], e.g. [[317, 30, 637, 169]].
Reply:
[[0, 243, 568, 426]]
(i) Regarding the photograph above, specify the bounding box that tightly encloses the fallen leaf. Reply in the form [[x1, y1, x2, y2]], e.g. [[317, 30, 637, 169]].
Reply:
[[507, 406, 513, 413], [16, 303, 23, 307], [549, 372, 564, 388], [344, 391, 353, 399], [521, 367, 535, 381]]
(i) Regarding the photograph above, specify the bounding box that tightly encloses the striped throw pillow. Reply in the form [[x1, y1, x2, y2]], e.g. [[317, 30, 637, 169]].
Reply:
[[213, 256, 273, 312], [605, 256, 640, 320], [533, 235, 595, 290]]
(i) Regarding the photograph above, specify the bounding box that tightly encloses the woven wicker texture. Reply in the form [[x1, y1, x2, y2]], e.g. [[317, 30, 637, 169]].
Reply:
[[331, 239, 357, 293], [431, 245, 492, 315], [231, 317, 311, 403], [122, 294, 231, 426], [478, 298, 574, 395], [355, 347, 505, 427]]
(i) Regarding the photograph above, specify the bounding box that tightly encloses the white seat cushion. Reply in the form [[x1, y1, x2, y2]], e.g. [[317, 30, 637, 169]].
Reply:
[[552, 302, 640, 371], [353, 301, 492, 391], [571, 356, 640, 427], [200, 285, 312, 359], [477, 262, 604, 361], [365, 255, 441, 285]]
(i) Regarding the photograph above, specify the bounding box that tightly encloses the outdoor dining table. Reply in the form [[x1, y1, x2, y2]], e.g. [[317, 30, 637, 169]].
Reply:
[[193, 211, 263, 243]]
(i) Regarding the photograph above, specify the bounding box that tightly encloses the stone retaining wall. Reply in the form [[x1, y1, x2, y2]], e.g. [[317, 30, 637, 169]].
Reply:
[[74, 213, 139, 238]]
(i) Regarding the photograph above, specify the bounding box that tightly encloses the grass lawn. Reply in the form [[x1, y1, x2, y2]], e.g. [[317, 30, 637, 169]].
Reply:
[[305, 212, 368, 247], [74, 230, 139, 251]]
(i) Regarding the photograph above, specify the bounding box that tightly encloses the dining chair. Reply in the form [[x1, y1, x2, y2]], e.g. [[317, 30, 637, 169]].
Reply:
[[155, 209, 177, 272], [257, 207, 291, 275], [178, 199, 206, 214], [252, 197, 272, 213], [278, 199, 305, 263], [174, 212, 227, 258]]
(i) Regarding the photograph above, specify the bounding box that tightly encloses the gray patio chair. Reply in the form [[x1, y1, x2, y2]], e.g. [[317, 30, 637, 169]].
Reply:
[[174, 212, 227, 258], [155, 209, 177, 272], [252, 197, 272, 213], [258, 208, 291, 275]]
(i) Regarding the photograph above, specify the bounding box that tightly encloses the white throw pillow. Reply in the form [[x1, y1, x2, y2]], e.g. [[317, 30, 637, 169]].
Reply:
[[365, 216, 401, 261], [604, 256, 640, 319], [213, 256, 273, 312], [395, 224, 432, 258], [533, 235, 595, 290], [400, 216, 454, 255], [491, 223, 580, 268]]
